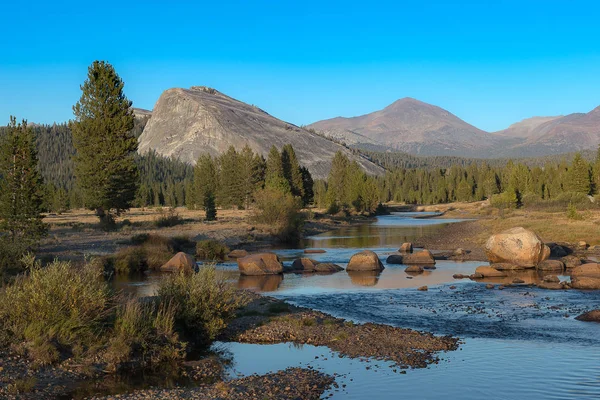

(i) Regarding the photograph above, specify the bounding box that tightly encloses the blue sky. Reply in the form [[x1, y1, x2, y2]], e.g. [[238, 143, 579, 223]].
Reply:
[[1, 0, 599, 131]]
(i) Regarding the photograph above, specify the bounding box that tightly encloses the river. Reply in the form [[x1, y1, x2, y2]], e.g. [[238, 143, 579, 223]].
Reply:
[[119, 212, 600, 399]]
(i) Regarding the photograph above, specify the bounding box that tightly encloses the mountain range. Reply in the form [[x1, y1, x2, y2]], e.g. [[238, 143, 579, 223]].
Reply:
[[308, 99, 600, 158], [137, 88, 600, 172]]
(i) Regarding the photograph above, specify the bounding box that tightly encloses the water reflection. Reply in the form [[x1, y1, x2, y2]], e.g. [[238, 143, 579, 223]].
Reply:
[[304, 213, 468, 249], [237, 274, 283, 292], [346, 271, 381, 286]]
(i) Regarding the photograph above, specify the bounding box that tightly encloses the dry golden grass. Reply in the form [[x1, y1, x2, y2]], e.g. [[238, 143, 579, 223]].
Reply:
[[419, 200, 600, 245], [477, 209, 600, 245]]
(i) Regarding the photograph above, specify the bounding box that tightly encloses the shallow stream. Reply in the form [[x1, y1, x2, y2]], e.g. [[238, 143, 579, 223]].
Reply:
[[119, 212, 600, 399]]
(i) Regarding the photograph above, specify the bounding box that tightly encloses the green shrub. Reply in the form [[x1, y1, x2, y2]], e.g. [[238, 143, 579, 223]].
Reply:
[[196, 240, 230, 261], [154, 207, 183, 228], [566, 202, 583, 220], [0, 259, 111, 364], [253, 187, 304, 243], [490, 190, 519, 209], [0, 238, 29, 281], [157, 265, 248, 346], [105, 298, 185, 371], [117, 234, 186, 272], [326, 202, 340, 215], [113, 246, 148, 274]]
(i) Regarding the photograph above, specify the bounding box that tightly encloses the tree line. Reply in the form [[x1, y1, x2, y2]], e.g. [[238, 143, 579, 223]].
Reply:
[[186, 144, 314, 220]]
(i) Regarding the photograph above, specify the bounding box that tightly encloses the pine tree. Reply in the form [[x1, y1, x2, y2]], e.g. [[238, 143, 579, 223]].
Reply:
[[265, 145, 290, 193], [593, 145, 600, 195], [218, 146, 243, 208], [0, 117, 47, 245], [192, 154, 218, 209], [204, 191, 217, 221], [281, 144, 304, 198], [238, 145, 258, 209], [71, 61, 138, 224], [300, 166, 314, 206], [566, 153, 591, 194], [326, 151, 350, 207]]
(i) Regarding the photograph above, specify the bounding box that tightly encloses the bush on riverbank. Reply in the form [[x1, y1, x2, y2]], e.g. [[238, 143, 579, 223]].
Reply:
[[158, 266, 249, 345], [253, 187, 304, 243], [0, 259, 111, 365], [105, 298, 185, 371], [108, 234, 196, 274], [0, 259, 246, 370], [196, 240, 230, 261]]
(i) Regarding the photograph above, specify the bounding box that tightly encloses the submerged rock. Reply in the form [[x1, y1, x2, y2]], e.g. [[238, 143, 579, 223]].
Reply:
[[417, 285, 428, 291], [347, 250, 384, 271], [405, 265, 424, 273], [570, 263, 600, 289], [387, 250, 435, 265], [491, 262, 524, 270], [313, 263, 344, 273], [536, 260, 565, 272], [484, 227, 550, 267], [291, 258, 320, 272], [304, 249, 326, 254], [575, 310, 600, 322], [475, 266, 506, 278], [238, 253, 283, 276], [160, 252, 196, 274]]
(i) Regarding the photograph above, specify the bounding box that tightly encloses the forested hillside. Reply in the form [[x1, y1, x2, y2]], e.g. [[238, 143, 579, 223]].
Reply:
[[0, 116, 193, 211]]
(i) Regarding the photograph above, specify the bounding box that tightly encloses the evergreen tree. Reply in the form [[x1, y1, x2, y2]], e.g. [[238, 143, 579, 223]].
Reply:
[[191, 154, 218, 210], [326, 151, 350, 207], [218, 146, 243, 208], [300, 166, 314, 206], [265, 145, 290, 193], [566, 153, 591, 194], [204, 191, 217, 221], [239, 145, 258, 209], [0, 117, 47, 245], [71, 61, 138, 223], [593, 145, 600, 195], [281, 144, 304, 198]]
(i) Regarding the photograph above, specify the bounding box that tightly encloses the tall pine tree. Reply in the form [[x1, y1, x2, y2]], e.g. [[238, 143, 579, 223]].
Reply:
[[281, 144, 304, 198], [0, 117, 47, 245], [566, 153, 591, 194], [265, 145, 291, 193], [71, 61, 138, 223]]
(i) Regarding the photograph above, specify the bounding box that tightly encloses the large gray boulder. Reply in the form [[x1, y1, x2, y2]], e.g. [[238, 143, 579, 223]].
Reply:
[[237, 253, 283, 276], [485, 227, 550, 267], [347, 250, 384, 271]]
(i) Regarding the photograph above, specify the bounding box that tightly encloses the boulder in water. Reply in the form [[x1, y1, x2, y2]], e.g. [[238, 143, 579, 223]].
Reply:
[[160, 252, 196, 274], [484, 227, 550, 267], [238, 253, 283, 276], [575, 310, 600, 322], [347, 250, 384, 271], [399, 243, 413, 253], [570, 263, 600, 289]]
